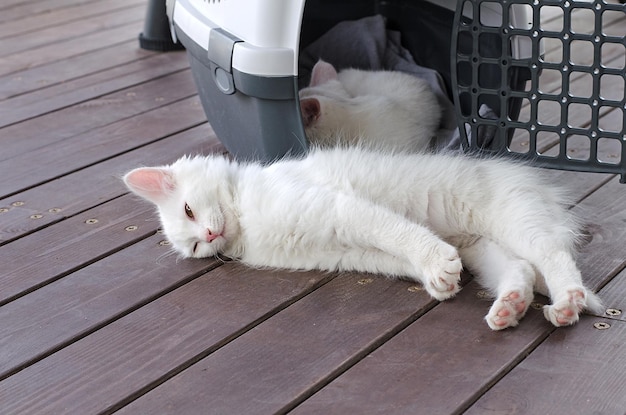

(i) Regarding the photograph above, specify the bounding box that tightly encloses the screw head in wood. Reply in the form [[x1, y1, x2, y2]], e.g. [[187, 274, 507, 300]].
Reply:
[[125, 225, 138, 231], [357, 278, 373, 285], [530, 302, 544, 310], [593, 322, 611, 330], [605, 308, 622, 317], [85, 218, 99, 224], [30, 214, 43, 219], [476, 290, 491, 299]]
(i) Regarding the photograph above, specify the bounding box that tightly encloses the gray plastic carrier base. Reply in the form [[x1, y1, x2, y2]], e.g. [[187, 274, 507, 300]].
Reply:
[[173, 25, 307, 162]]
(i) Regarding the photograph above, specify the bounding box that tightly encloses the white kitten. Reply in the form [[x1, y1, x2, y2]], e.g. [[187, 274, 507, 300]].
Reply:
[[299, 60, 441, 151], [124, 147, 603, 330]]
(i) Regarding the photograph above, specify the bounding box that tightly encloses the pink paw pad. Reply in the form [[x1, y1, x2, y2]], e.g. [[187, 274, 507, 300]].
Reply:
[[426, 275, 460, 301], [422, 248, 462, 301], [544, 289, 587, 327], [485, 290, 531, 331]]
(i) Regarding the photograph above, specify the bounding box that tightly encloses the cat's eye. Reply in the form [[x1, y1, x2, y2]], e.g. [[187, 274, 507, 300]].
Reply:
[[184, 203, 195, 220]]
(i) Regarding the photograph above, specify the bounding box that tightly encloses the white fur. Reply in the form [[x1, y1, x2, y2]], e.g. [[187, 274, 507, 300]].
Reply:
[[123, 147, 603, 330], [299, 60, 441, 151]]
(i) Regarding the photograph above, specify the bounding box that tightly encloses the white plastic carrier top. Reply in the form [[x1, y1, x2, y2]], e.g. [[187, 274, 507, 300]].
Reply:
[[171, 0, 306, 76]]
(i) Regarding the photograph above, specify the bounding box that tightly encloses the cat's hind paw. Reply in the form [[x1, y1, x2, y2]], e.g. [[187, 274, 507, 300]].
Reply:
[[423, 245, 462, 301], [485, 289, 533, 330], [543, 288, 587, 327]]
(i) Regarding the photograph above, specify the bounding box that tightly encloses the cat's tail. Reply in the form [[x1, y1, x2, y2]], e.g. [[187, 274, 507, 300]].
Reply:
[[584, 289, 605, 315]]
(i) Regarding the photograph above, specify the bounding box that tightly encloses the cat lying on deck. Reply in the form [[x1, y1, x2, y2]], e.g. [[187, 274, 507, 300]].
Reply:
[[123, 146, 602, 330]]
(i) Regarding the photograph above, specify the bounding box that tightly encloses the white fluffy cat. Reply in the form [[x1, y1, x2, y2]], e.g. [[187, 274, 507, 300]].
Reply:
[[299, 60, 441, 151], [124, 147, 602, 330]]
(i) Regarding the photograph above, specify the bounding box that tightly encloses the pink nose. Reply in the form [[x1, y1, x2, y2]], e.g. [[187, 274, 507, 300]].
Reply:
[[205, 229, 221, 243]]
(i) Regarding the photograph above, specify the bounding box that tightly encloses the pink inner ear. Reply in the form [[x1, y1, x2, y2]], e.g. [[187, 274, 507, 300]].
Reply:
[[309, 60, 338, 87], [124, 167, 175, 203], [300, 98, 321, 127]]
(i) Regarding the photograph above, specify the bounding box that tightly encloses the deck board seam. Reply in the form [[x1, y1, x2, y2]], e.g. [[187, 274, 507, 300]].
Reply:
[[107, 272, 340, 414], [0, 223, 160, 308], [279, 298, 443, 415], [0, 259, 225, 383], [0, 67, 194, 129]]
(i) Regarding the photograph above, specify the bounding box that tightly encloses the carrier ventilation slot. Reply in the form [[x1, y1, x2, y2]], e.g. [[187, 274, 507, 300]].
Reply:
[[452, 0, 626, 182]]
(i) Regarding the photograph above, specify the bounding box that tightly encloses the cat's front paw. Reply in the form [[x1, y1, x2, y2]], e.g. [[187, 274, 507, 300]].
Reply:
[[485, 289, 533, 330], [543, 288, 587, 326], [422, 243, 462, 301]]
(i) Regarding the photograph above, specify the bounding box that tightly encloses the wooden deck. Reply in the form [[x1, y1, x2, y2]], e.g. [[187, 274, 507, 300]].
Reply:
[[1, 1, 626, 414]]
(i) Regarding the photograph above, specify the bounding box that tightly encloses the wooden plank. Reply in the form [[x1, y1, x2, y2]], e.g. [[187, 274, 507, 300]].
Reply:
[[0, 20, 142, 76], [572, 176, 626, 291], [0, 95, 206, 197], [0, 193, 156, 306], [1, 50, 190, 127], [0, 263, 333, 414], [115, 273, 469, 414], [288, 279, 551, 415], [0, 0, 40, 13], [0, 0, 97, 23], [0, 123, 220, 244], [535, 169, 613, 206], [0, 40, 153, 100], [0, 0, 145, 40], [0, 233, 221, 381], [0, 69, 198, 162], [0, 4, 146, 57], [593, 267, 626, 323], [465, 318, 626, 414]]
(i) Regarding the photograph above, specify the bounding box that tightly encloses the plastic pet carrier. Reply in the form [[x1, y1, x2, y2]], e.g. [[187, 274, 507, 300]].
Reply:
[[165, 0, 626, 181]]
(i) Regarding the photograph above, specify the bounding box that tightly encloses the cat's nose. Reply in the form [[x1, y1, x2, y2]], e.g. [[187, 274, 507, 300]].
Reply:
[[205, 229, 221, 243]]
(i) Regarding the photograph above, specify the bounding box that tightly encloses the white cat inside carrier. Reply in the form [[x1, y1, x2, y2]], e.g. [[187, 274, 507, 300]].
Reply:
[[164, 0, 626, 181]]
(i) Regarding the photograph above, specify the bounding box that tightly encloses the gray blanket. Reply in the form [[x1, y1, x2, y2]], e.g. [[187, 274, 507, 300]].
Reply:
[[299, 15, 465, 151]]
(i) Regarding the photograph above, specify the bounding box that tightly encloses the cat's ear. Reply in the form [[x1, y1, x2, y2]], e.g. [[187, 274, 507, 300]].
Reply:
[[309, 60, 338, 87], [300, 98, 321, 127], [123, 167, 176, 204]]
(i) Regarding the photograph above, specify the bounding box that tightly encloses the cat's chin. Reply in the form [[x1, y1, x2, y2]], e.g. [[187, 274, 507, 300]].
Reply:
[[188, 238, 226, 259]]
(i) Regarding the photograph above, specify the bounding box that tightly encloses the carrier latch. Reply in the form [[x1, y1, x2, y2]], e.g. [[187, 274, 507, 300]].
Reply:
[[208, 28, 242, 95]]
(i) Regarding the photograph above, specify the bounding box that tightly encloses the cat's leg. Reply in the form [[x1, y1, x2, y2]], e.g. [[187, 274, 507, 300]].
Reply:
[[531, 251, 603, 326], [459, 238, 535, 330], [332, 194, 463, 301], [491, 226, 603, 327]]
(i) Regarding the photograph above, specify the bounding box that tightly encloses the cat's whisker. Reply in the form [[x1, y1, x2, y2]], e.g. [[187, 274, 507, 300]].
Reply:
[[215, 253, 234, 264], [155, 248, 178, 266]]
